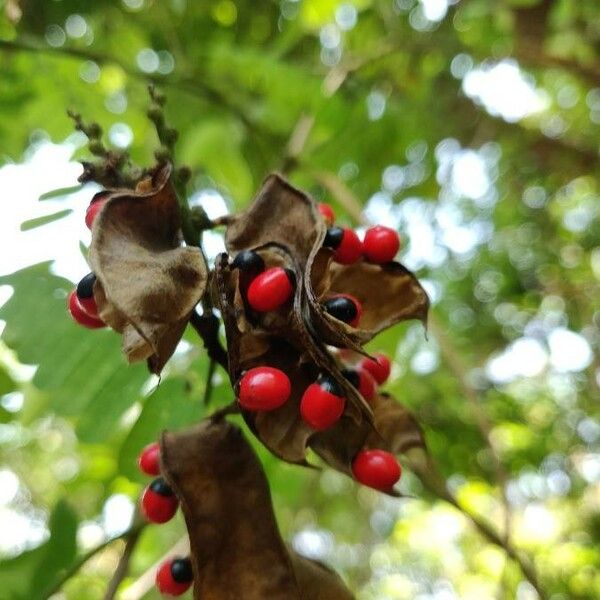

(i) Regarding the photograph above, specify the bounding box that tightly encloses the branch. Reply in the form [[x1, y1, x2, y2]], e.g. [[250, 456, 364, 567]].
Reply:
[[409, 456, 547, 600], [189, 310, 228, 371], [315, 172, 546, 597], [0, 37, 264, 140], [42, 523, 145, 599], [102, 525, 145, 600]]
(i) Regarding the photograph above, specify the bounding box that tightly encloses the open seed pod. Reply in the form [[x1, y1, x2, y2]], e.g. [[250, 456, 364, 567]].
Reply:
[[215, 253, 372, 467], [225, 173, 326, 264], [160, 418, 355, 600], [306, 248, 430, 350], [89, 164, 208, 374]]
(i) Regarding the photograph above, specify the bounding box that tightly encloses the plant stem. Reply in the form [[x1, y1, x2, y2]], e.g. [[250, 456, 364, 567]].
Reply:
[[411, 458, 546, 600], [204, 358, 216, 406], [309, 169, 546, 597], [102, 526, 145, 600], [42, 523, 145, 599], [189, 311, 228, 371]]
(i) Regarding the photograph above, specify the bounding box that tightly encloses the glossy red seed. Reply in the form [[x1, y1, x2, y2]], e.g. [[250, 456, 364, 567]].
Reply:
[[317, 203, 335, 225], [238, 367, 291, 411], [300, 382, 345, 430], [141, 481, 179, 524], [85, 197, 107, 230], [246, 267, 294, 312], [359, 353, 391, 385], [357, 368, 377, 402], [363, 225, 400, 263], [156, 558, 193, 597], [77, 295, 100, 318], [352, 449, 401, 491], [333, 228, 363, 265], [138, 442, 161, 476], [67, 291, 105, 329]]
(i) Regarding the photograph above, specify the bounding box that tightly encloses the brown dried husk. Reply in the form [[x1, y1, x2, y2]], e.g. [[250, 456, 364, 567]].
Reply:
[[214, 253, 375, 469], [219, 173, 429, 480], [225, 173, 326, 264], [306, 249, 430, 350], [160, 419, 355, 600], [89, 164, 207, 374]]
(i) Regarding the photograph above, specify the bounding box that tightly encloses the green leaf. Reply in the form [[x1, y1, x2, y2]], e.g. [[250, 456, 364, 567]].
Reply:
[[0, 263, 148, 441], [179, 119, 254, 202], [0, 499, 78, 600], [0, 364, 16, 396], [38, 184, 84, 201], [119, 376, 201, 480], [20, 209, 73, 231]]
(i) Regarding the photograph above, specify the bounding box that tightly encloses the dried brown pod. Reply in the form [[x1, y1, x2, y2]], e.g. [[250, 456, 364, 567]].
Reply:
[[307, 249, 430, 351], [366, 392, 426, 455], [89, 164, 208, 373], [160, 419, 355, 600], [215, 253, 372, 469], [225, 174, 326, 265]]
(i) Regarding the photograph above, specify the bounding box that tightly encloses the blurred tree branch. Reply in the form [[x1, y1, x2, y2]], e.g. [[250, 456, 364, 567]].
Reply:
[[43, 522, 146, 599], [0, 36, 263, 138], [313, 168, 548, 599]]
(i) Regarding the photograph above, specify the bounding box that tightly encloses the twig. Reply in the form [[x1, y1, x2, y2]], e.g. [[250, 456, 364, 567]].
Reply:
[[204, 358, 217, 405], [210, 401, 240, 421], [0, 37, 264, 140], [311, 171, 545, 597], [42, 523, 145, 599], [189, 310, 228, 371], [102, 525, 145, 600], [409, 455, 547, 600]]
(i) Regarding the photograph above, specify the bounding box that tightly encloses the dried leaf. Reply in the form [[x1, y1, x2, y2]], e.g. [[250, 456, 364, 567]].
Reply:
[[308, 254, 430, 348], [290, 553, 355, 600], [89, 165, 207, 373], [367, 392, 426, 455], [160, 419, 355, 600], [225, 174, 326, 264], [214, 253, 372, 468]]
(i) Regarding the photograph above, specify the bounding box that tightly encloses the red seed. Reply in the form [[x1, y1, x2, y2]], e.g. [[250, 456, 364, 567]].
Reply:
[[141, 478, 179, 524], [352, 449, 401, 491], [363, 225, 400, 263], [156, 557, 193, 597], [138, 442, 161, 476], [238, 367, 291, 411], [359, 353, 391, 385], [77, 295, 99, 318], [67, 291, 105, 329], [317, 203, 335, 225], [300, 378, 345, 430], [356, 368, 377, 402], [246, 267, 294, 312], [333, 228, 363, 265], [85, 196, 107, 230]]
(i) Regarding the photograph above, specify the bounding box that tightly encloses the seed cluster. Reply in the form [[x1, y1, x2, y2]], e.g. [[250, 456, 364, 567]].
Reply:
[[68, 168, 429, 594], [226, 200, 405, 492]]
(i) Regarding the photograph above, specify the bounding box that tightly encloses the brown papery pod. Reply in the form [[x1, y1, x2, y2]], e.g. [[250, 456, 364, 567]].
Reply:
[[214, 253, 374, 469], [89, 164, 207, 374], [307, 249, 430, 349], [222, 175, 372, 412], [225, 173, 326, 264], [160, 419, 355, 600], [366, 392, 426, 455]]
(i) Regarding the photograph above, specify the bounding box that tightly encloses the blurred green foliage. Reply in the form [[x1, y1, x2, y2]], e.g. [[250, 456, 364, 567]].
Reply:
[[0, 0, 599, 598]]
